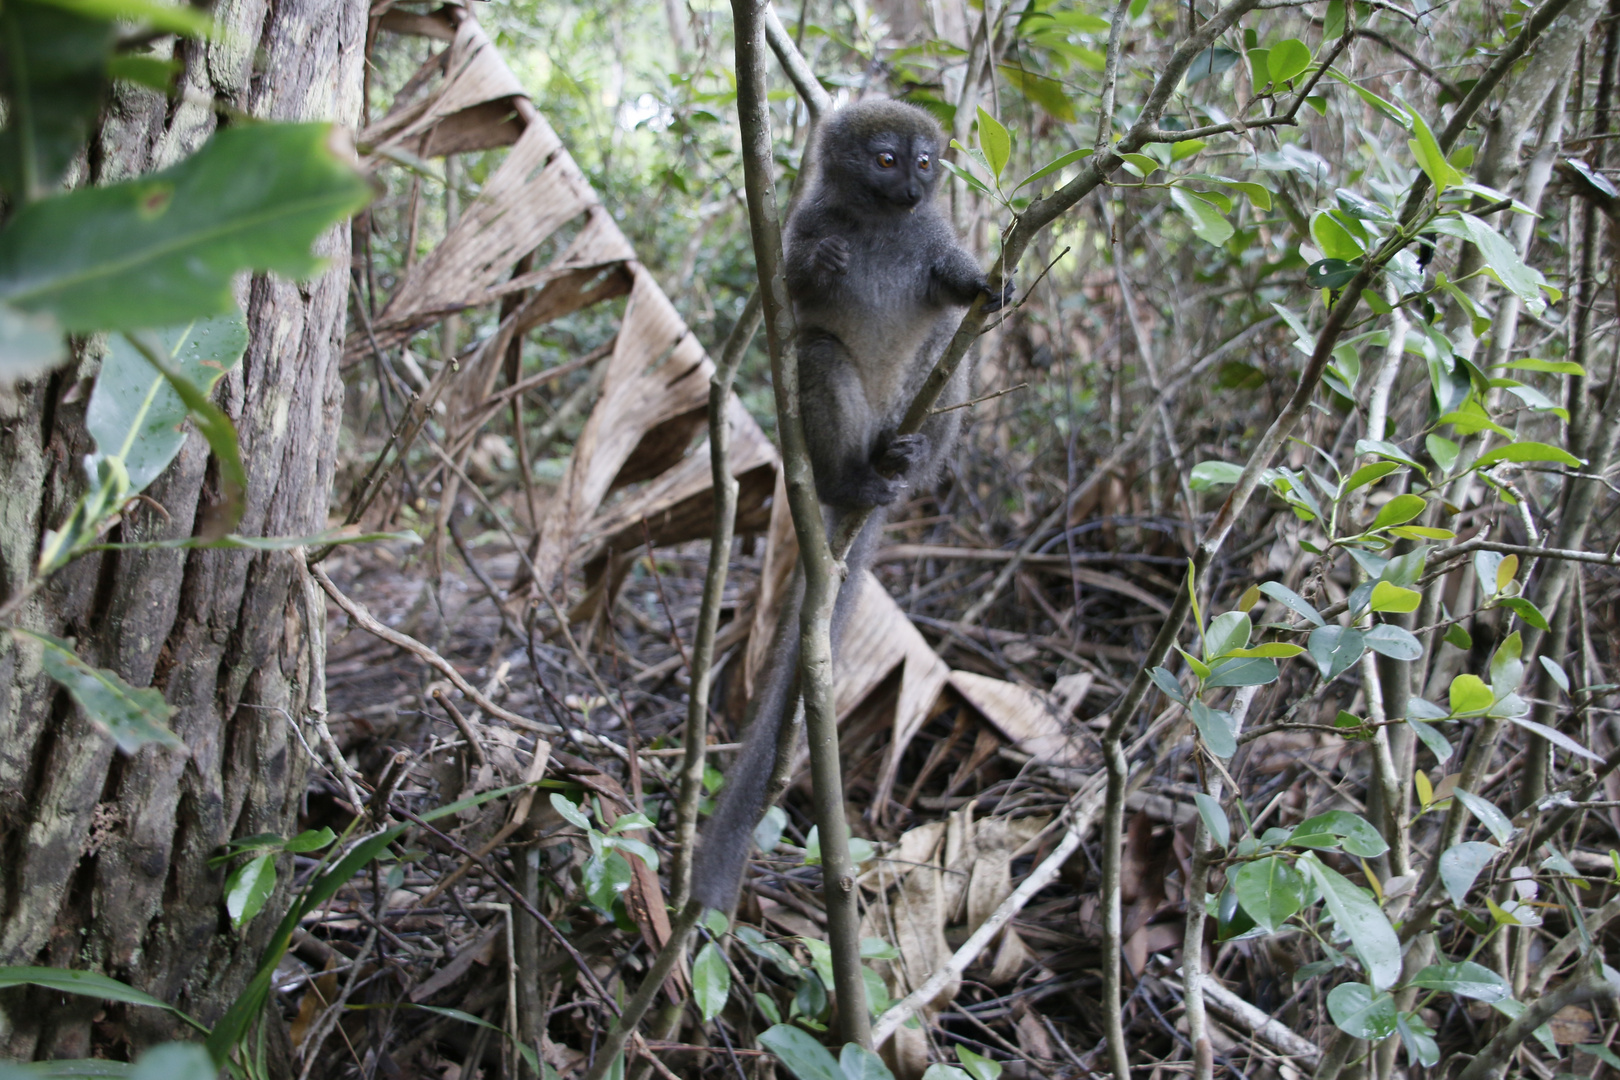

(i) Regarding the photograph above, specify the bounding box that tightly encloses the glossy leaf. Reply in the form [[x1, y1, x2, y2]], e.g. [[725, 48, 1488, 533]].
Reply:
[[1291, 811, 1388, 858], [1188, 699, 1237, 758], [0, 0, 115, 200], [1448, 674, 1494, 715], [88, 311, 247, 494], [693, 942, 731, 1021], [1458, 213, 1549, 315], [11, 628, 180, 752], [223, 852, 276, 930], [1497, 596, 1549, 630], [1409, 961, 1510, 1002], [1266, 38, 1311, 82], [1474, 441, 1582, 469], [1205, 656, 1279, 688], [1233, 856, 1306, 932], [1407, 718, 1453, 763], [1407, 108, 1463, 191], [1365, 624, 1423, 661], [1185, 46, 1241, 85], [0, 967, 202, 1030], [1327, 983, 1398, 1039], [1309, 626, 1365, 681], [840, 1044, 896, 1080], [1369, 582, 1420, 613], [1453, 788, 1515, 844], [1396, 1013, 1440, 1067], [1171, 187, 1234, 246], [1438, 841, 1499, 904], [1206, 610, 1252, 659], [1301, 854, 1402, 989], [758, 1024, 844, 1080], [1189, 460, 1243, 489], [1015, 146, 1092, 191], [1195, 793, 1230, 848], [0, 123, 372, 332], [1370, 494, 1427, 530], [1259, 581, 1324, 626], [975, 107, 1010, 179]]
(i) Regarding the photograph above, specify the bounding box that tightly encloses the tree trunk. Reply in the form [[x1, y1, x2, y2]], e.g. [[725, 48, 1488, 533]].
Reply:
[[0, 0, 363, 1059]]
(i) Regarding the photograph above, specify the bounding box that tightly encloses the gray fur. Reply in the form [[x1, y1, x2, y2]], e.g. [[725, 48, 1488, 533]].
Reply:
[[689, 100, 1007, 912]]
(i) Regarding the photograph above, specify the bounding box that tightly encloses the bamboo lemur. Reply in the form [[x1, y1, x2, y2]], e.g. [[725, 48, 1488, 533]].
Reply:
[[689, 99, 1013, 911]]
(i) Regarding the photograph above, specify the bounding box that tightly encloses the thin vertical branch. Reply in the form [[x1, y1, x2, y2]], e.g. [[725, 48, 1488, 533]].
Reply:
[[731, 0, 871, 1045], [671, 292, 763, 909]]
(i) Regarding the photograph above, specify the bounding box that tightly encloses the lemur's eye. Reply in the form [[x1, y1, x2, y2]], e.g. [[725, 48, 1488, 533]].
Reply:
[[917, 154, 931, 170], [876, 152, 897, 168]]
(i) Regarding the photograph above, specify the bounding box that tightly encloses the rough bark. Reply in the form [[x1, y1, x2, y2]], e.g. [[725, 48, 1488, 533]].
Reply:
[[0, 0, 364, 1058]]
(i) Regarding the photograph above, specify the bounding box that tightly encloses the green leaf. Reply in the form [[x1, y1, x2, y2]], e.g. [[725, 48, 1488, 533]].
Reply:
[[975, 107, 1010, 179], [1194, 794, 1230, 848], [1454, 788, 1516, 844], [997, 64, 1076, 123], [1189, 460, 1243, 490], [1369, 582, 1420, 613], [605, 835, 661, 873], [1149, 666, 1187, 705], [1491, 999, 1559, 1057], [940, 158, 992, 197], [1267, 38, 1311, 83], [0, 122, 372, 332], [754, 805, 788, 852], [693, 942, 731, 1022], [1365, 625, 1422, 662], [1015, 146, 1092, 192], [1425, 434, 1459, 473], [0, 0, 115, 201], [88, 311, 247, 494], [1407, 718, 1453, 763], [1307, 259, 1360, 290], [1407, 107, 1464, 191], [759, 1024, 844, 1080], [841, 1043, 896, 1080], [1291, 811, 1389, 858], [1312, 211, 1362, 260], [1169, 139, 1208, 163], [1184, 46, 1241, 85], [1579, 1044, 1620, 1071], [1539, 655, 1570, 693], [1233, 856, 1306, 932], [1204, 657, 1280, 688], [1396, 1013, 1440, 1067], [410, 1005, 541, 1075], [285, 827, 337, 853], [1226, 643, 1306, 658], [1438, 841, 1500, 904], [953, 1045, 1001, 1080], [1324, 0, 1347, 39], [1205, 611, 1252, 660], [11, 628, 180, 753], [1448, 674, 1494, 715], [1188, 699, 1237, 758], [224, 853, 276, 930], [1259, 581, 1325, 627], [1475, 440, 1582, 469], [121, 330, 249, 535], [1300, 854, 1402, 989], [1119, 152, 1161, 178], [550, 793, 592, 831], [1506, 358, 1585, 375], [1370, 494, 1427, 530], [1327, 983, 1398, 1039], [1309, 626, 1365, 681], [31, 0, 213, 35], [1458, 213, 1550, 316], [0, 968, 203, 1031], [127, 1044, 213, 1080], [1341, 461, 1399, 495], [1171, 188, 1234, 246], [0, 302, 69, 384], [1409, 961, 1510, 1002]]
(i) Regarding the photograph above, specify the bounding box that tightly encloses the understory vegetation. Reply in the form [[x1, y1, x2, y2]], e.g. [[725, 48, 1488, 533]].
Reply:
[[2, 0, 1619, 1078]]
